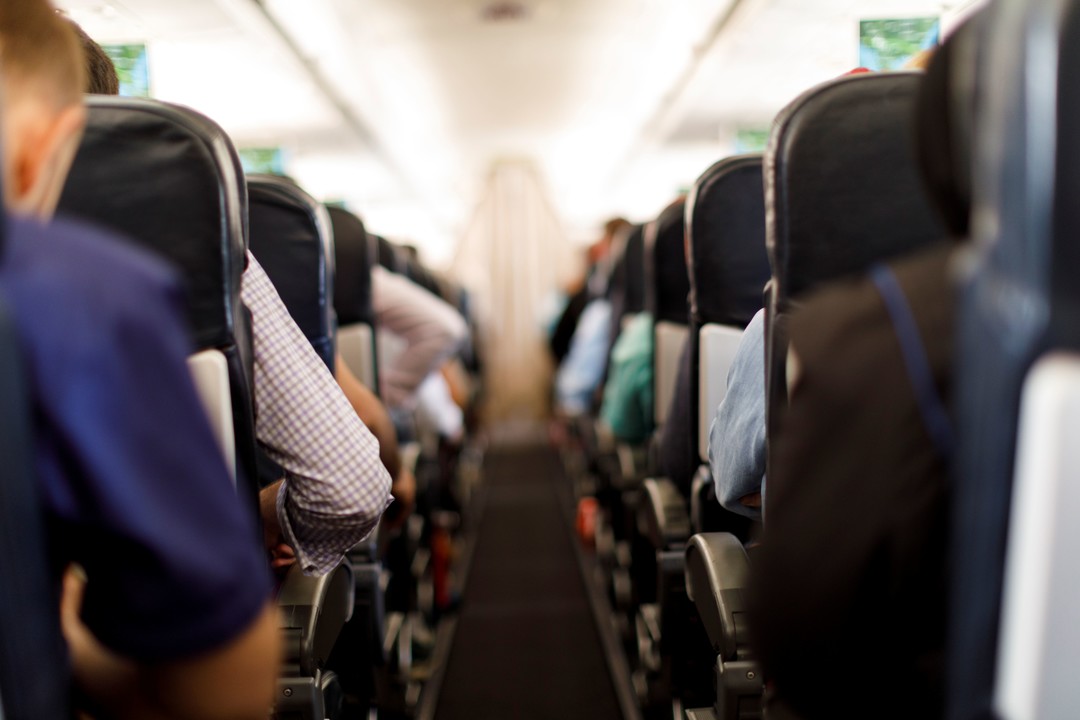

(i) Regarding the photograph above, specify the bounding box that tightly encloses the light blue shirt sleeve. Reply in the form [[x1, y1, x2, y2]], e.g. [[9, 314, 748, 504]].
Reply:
[[708, 309, 767, 521], [555, 299, 613, 414]]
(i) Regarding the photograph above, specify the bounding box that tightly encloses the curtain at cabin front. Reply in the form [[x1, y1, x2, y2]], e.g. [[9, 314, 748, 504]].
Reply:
[[452, 160, 579, 427]]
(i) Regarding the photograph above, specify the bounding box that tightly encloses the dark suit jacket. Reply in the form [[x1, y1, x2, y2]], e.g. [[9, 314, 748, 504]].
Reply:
[[752, 242, 956, 719]]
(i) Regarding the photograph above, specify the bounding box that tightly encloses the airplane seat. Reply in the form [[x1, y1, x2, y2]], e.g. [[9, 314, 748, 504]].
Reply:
[[605, 223, 647, 372], [648, 199, 691, 434], [763, 71, 943, 482], [56, 97, 350, 720], [328, 206, 379, 392], [247, 174, 336, 370], [57, 96, 256, 501], [683, 533, 760, 720], [954, 3, 1080, 716], [376, 234, 405, 274], [683, 72, 946, 720], [636, 156, 772, 714], [247, 175, 375, 720], [0, 292, 70, 720]]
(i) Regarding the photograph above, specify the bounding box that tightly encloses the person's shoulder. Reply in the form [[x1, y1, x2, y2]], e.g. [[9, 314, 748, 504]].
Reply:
[[789, 270, 891, 376], [7, 215, 181, 301], [788, 242, 956, 400]]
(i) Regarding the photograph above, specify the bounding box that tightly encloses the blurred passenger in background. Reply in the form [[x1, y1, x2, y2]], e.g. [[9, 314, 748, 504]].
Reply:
[[553, 219, 630, 416], [599, 309, 653, 444], [548, 217, 628, 365]]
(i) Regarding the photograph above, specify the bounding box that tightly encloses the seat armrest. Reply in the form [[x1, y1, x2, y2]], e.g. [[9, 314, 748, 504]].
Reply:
[[684, 533, 751, 661], [639, 477, 691, 549], [278, 562, 355, 676]]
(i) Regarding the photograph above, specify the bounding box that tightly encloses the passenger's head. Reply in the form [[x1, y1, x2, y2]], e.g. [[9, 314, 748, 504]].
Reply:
[[71, 20, 119, 96], [914, 11, 985, 239], [0, 0, 87, 218]]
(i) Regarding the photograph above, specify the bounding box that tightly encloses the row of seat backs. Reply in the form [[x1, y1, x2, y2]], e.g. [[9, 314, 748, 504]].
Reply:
[[762, 71, 943, 482], [57, 95, 262, 507]]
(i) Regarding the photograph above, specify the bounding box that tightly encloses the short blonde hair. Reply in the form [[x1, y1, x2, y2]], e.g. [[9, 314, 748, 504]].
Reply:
[[0, 0, 85, 108]]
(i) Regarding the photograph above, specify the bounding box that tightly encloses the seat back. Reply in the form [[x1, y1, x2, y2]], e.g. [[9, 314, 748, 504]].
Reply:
[[687, 155, 770, 462], [247, 175, 336, 371], [647, 200, 690, 426], [951, 3, 1080, 716], [764, 72, 943, 477], [0, 291, 69, 720], [376, 235, 404, 273], [57, 96, 256, 498], [328, 206, 379, 391], [607, 223, 646, 345]]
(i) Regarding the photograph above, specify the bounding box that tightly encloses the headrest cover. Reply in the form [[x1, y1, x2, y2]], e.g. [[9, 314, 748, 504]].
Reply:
[[646, 199, 690, 324], [376, 235, 402, 273], [608, 224, 646, 321], [687, 155, 770, 328], [766, 72, 944, 302], [58, 97, 247, 351], [328, 206, 375, 327], [246, 174, 336, 369]]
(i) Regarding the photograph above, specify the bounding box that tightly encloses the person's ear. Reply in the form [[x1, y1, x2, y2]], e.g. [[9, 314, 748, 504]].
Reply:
[[10, 102, 85, 219]]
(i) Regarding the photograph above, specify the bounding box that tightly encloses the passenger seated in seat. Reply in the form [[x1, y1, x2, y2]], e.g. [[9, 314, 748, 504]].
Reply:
[[708, 308, 766, 520], [751, 17, 982, 719], [373, 262, 469, 414], [78, 30, 394, 576], [0, 3, 280, 717], [554, 292, 612, 415], [599, 310, 654, 444]]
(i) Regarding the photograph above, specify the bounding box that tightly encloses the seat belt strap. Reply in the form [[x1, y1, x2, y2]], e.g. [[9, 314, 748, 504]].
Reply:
[[870, 264, 955, 460]]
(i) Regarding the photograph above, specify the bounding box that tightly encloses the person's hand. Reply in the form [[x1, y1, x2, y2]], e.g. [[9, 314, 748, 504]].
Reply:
[[383, 467, 417, 532], [740, 492, 763, 509], [60, 565, 145, 719], [269, 543, 296, 573], [258, 479, 284, 552], [391, 467, 417, 511]]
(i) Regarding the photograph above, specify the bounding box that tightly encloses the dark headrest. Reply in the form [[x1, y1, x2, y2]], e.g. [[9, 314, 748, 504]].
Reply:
[[403, 256, 443, 298], [246, 174, 336, 370], [687, 155, 770, 328], [646, 199, 690, 324], [766, 72, 944, 303], [608, 224, 646, 320], [58, 96, 247, 352], [376, 235, 403, 273], [327, 206, 375, 328]]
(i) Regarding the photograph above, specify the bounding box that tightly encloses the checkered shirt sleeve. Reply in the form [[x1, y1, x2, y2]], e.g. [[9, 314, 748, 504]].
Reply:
[[242, 253, 392, 575]]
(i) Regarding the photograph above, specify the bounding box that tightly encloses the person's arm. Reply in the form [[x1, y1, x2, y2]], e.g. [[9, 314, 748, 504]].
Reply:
[[334, 352, 415, 511], [22, 231, 281, 719], [243, 254, 393, 575], [708, 309, 767, 519], [555, 299, 613, 414], [63, 568, 280, 720], [372, 266, 468, 410]]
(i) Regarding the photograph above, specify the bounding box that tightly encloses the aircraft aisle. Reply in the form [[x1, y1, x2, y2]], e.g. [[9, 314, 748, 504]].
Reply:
[[432, 442, 624, 720]]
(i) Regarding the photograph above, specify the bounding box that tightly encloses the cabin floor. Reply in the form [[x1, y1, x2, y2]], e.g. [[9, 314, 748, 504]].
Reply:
[[432, 441, 624, 719]]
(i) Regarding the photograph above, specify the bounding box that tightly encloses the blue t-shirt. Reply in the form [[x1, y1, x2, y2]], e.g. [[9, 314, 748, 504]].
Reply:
[[0, 216, 271, 661], [708, 308, 767, 521]]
